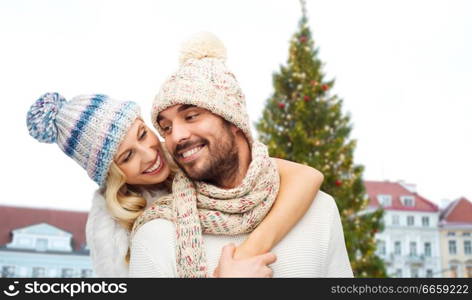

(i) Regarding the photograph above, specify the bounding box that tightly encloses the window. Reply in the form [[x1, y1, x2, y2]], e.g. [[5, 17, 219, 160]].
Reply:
[[1, 266, 15, 278], [394, 241, 402, 255], [447, 232, 456, 237], [36, 238, 48, 252], [410, 268, 419, 278], [392, 215, 400, 226], [463, 232, 471, 237], [61, 268, 74, 278], [395, 269, 403, 278], [81, 269, 93, 278], [450, 265, 459, 278], [377, 240, 386, 256], [465, 241, 472, 255], [424, 242, 432, 257], [410, 242, 417, 256], [378, 195, 392, 207], [407, 216, 415, 226], [426, 269, 433, 278], [422, 216, 429, 227], [449, 240, 457, 255], [401, 196, 415, 207], [32, 267, 45, 278], [466, 265, 472, 278]]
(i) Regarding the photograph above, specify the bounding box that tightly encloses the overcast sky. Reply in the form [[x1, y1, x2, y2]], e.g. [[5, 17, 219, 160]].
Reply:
[[1, 0, 470, 211]]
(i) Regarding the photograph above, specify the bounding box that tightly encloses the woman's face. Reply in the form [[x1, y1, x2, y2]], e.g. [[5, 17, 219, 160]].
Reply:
[[114, 119, 170, 185]]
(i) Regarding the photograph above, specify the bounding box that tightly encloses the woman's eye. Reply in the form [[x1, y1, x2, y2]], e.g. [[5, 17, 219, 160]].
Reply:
[[123, 151, 133, 163]]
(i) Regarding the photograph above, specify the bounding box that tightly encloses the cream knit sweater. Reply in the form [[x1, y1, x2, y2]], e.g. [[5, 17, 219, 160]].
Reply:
[[129, 191, 353, 278]]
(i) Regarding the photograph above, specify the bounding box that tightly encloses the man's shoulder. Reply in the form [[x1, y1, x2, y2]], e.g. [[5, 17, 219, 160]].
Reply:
[[134, 218, 175, 243], [289, 190, 340, 237], [312, 190, 339, 216]]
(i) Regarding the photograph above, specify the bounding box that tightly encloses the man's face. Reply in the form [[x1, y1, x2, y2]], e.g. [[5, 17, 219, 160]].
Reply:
[[157, 104, 239, 182]]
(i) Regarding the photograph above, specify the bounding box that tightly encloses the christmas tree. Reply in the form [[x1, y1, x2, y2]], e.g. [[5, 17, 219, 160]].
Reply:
[[256, 0, 387, 277]]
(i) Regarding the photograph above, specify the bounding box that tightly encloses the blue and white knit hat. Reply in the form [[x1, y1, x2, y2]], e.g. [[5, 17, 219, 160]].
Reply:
[[26, 92, 140, 186]]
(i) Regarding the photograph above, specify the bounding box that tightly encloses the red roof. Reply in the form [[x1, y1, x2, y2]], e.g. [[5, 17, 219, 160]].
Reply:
[[364, 180, 439, 212], [0, 205, 89, 251], [440, 197, 472, 224]]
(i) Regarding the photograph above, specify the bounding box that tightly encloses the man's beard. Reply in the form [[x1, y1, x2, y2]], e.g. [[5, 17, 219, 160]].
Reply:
[[173, 128, 239, 185]]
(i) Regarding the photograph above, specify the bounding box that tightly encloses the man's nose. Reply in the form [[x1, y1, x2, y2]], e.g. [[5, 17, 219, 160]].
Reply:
[[170, 122, 191, 145]]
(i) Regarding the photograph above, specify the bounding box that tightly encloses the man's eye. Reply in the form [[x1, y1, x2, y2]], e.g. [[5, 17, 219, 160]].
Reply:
[[186, 114, 199, 121], [161, 125, 172, 133]]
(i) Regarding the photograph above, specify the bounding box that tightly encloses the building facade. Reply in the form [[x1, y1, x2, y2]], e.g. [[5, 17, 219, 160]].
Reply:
[[438, 197, 472, 278], [365, 181, 441, 278], [0, 205, 94, 278]]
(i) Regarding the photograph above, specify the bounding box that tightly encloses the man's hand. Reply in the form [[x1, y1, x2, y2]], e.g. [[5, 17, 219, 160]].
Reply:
[[212, 243, 277, 278]]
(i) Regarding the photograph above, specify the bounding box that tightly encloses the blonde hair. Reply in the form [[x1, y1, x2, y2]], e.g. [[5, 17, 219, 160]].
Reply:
[[103, 155, 176, 263], [104, 163, 147, 232]]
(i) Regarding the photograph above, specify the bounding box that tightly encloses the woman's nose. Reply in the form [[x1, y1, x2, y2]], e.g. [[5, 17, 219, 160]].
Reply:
[[139, 145, 156, 164]]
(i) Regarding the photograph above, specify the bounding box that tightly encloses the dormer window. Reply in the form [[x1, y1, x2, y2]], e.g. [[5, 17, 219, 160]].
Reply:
[[36, 238, 48, 252], [401, 195, 415, 207], [7, 223, 73, 252], [377, 194, 392, 207]]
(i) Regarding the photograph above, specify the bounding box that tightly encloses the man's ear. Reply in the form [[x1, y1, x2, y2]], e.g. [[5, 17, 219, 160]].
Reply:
[[230, 124, 240, 135]]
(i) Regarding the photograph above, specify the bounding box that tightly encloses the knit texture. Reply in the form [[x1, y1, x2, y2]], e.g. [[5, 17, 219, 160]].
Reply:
[[131, 141, 280, 277], [26, 93, 140, 186], [129, 191, 354, 278], [151, 32, 253, 144], [145, 33, 279, 277]]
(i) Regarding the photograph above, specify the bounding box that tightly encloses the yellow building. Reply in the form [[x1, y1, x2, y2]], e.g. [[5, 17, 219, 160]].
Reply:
[[439, 197, 472, 278]]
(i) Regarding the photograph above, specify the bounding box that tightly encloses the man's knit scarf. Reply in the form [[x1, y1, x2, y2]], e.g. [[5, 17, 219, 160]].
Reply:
[[130, 141, 279, 277]]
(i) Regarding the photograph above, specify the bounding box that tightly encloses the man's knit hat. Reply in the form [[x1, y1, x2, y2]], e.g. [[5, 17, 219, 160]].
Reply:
[[152, 32, 253, 144], [26, 92, 140, 186]]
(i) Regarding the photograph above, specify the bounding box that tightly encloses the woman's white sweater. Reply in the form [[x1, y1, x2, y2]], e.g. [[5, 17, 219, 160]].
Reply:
[[128, 191, 353, 277]]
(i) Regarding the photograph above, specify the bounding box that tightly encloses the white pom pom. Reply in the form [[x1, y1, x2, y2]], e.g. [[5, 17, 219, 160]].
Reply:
[[179, 32, 227, 64]]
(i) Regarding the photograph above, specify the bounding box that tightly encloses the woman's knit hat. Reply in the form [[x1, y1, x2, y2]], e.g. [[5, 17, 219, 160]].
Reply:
[[152, 32, 253, 144], [26, 92, 140, 186]]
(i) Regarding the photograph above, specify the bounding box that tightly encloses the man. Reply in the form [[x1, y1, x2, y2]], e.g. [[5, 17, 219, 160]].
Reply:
[[128, 32, 353, 277]]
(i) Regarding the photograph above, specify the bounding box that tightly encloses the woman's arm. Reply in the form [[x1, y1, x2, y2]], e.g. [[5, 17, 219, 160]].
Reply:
[[234, 158, 324, 259]]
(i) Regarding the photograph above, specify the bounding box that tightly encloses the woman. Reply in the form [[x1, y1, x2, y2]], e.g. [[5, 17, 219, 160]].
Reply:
[[26, 92, 323, 277]]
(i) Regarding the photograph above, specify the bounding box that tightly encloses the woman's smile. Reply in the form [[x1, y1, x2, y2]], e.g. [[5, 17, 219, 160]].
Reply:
[[142, 151, 165, 175]]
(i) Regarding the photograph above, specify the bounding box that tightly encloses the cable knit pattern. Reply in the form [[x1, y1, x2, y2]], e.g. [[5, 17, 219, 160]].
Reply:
[[129, 191, 354, 277], [130, 141, 280, 277]]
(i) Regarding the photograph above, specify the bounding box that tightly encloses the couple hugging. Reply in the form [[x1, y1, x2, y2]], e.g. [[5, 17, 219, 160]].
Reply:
[[26, 32, 353, 278]]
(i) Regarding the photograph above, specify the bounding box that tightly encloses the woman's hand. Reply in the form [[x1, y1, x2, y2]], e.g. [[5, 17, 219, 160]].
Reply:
[[233, 242, 260, 260], [234, 159, 324, 259]]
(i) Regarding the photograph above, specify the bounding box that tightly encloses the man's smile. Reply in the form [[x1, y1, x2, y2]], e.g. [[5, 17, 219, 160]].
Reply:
[[177, 144, 207, 163]]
